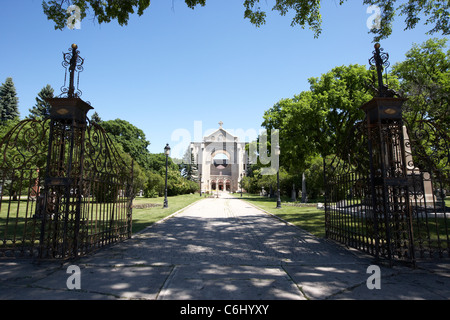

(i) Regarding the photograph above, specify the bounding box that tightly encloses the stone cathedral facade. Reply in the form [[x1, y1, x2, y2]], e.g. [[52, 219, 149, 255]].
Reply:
[[190, 122, 248, 194]]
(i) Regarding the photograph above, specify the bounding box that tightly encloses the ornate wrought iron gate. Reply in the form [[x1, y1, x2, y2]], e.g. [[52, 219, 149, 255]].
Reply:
[[0, 45, 133, 259], [325, 44, 449, 266]]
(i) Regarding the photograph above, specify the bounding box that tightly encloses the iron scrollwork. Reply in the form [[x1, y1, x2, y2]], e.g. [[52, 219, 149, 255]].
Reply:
[[60, 44, 84, 98]]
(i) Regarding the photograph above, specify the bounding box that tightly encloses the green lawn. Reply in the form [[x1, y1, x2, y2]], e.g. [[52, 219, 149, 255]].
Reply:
[[238, 194, 326, 238], [0, 194, 203, 242], [131, 194, 203, 234]]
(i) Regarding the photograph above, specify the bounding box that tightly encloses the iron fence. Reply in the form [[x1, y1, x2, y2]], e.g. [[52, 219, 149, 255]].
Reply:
[[0, 119, 133, 259], [325, 108, 449, 266]]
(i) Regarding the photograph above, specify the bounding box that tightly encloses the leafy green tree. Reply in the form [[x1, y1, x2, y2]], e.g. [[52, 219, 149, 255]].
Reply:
[[303, 155, 325, 201], [392, 38, 449, 180], [101, 118, 151, 171], [28, 84, 54, 120], [144, 171, 165, 197], [0, 77, 20, 124], [263, 64, 378, 174], [392, 38, 449, 127], [43, 0, 450, 41], [149, 153, 178, 174]]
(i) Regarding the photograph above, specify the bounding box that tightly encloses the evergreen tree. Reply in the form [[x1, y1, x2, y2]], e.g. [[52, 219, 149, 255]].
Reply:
[[90, 111, 102, 124], [0, 77, 20, 124], [28, 84, 54, 119], [189, 152, 199, 182]]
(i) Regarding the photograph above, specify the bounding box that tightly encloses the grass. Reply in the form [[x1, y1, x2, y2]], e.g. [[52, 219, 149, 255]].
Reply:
[[0, 194, 203, 243], [131, 193, 202, 234], [239, 194, 450, 247], [238, 194, 326, 238]]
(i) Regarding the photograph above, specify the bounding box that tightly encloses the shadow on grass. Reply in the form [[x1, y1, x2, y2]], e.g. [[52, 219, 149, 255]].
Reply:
[[237, 194, 326, 238]]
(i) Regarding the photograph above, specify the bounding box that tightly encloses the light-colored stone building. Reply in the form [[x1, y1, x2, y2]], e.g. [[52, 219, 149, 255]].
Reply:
[[190, 122, 248, 193]]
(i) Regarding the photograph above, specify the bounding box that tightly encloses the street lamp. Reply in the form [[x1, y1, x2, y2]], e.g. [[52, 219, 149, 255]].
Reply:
[[240, 173, 243, 197], [275, 145, 281, 209], [163, 143, 170, 208]]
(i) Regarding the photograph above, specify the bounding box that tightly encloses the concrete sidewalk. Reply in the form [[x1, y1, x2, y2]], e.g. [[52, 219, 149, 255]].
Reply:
[[0, 193, 449, 300]]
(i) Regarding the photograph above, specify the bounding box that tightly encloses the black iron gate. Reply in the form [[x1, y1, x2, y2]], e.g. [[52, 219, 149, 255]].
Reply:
[[0, 45, 133, 259], [0, 114, 133, 260], [325, 44, 449, 266]]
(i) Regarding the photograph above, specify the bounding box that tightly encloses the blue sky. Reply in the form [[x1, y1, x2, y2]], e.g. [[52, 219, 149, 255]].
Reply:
[[0, 0, 445, 158]]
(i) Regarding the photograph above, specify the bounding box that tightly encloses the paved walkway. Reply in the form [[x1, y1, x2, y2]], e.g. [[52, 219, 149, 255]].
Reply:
[[1, 193, 449, 300]]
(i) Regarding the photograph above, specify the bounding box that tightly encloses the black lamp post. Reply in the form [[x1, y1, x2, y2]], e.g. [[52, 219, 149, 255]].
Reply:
[[163, 143, 170, 208], [275, 145, 281, 209], [240, 173, 243, 197]]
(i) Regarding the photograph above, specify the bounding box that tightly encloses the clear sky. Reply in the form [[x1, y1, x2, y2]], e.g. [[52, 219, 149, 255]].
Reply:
[[0, 0, 445, 158]]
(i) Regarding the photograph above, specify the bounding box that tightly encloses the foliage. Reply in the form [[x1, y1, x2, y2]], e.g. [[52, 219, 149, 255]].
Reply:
[[0, 77, 20, 124], [303, 155, 325, 201], [392, 38, 450, 182], [179, 149, 199, 182], [144, 171, 165, 198], [28, 85, 54, 120], [42, 0, 150, 29], [101, 118, 152, 170], [42, 0, 450, 41], [90, 111, 102, 124], [262, 64, 377, 175], [392, 38, 449, 127]]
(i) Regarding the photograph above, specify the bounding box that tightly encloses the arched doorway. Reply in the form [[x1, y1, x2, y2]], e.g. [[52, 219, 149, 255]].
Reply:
[[225, 180, 231, 192]]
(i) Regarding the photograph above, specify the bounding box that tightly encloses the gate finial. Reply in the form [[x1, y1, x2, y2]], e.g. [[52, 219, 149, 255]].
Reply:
[[368, 43, 398, 98], [61, 43, 85, 98]]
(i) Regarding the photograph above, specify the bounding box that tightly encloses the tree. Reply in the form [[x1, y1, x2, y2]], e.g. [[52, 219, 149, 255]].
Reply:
[[392, 38, 450, 180], [392, 38, 449, 127], [28, 84, 54, 119], [180, 148, 199, 182], [0, 77, 20, 124], [262, 64, 378, 174], [149, 153, 178, 174], [101, 118, 151, 170], [144, 171, 165, 197], [42, 1, 450, 41], [90, 111, 102, 124]]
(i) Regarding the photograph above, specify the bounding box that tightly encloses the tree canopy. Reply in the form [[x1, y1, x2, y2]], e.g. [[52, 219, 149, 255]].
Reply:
[[257, 38, 448, 200], [43, 0, 450, 41], [101, 118, 152, 170], [28, 84, 54, 120], [262, 64, 379, 173], [392, 38, 449, 127]]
